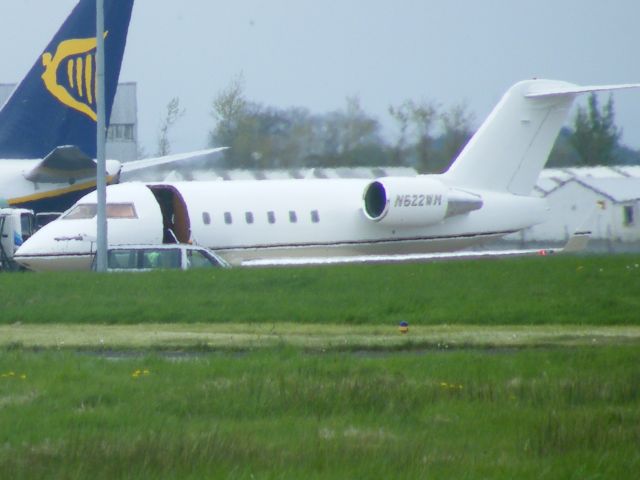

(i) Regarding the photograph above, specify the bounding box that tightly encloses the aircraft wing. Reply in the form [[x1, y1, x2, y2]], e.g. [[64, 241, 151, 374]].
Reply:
[[240, 231, 591, 267], [119, 147, 227, 174], [25, 146, 226, 183], [24, 146, 97, 182]]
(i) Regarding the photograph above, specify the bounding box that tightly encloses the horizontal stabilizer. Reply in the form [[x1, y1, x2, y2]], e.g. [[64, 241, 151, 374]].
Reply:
[[120, 147, 227, 174], [526, 83, 640, 98], [25, 146, 96, 182]]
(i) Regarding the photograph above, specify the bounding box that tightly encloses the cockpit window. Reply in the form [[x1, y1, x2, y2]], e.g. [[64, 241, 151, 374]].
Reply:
[[62, 203, 137, 220], [106, 203, 137, 219], [63, 204, 97, 220]]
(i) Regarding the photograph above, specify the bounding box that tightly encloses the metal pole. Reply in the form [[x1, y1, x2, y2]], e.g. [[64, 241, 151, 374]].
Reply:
[[95, 0, 108, 271]]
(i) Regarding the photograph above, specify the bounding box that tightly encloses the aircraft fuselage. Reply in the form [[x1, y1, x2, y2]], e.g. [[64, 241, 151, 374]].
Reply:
[[13, 179, 548, 271]]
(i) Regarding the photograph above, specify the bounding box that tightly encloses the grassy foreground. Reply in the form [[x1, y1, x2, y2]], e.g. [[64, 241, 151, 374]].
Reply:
[[1, 346, 638, 479], [1, 254, 638, 478], [1, 323, 639, 351], [1, 254, 639, 325]]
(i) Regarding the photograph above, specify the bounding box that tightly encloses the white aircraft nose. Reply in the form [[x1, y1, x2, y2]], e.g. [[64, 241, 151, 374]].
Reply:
[[14, 220, 97, 271], [13, 181, 166, 271]]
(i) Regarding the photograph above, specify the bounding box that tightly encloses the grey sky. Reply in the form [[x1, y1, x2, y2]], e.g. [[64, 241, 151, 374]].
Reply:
[[1, 0, 640, 156]]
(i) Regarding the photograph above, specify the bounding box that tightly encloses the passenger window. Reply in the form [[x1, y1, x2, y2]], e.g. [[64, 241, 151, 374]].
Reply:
[[107, 250, 136, 269], [224, 212, 233, 225], [202, 212, 211, 225], [142, 249, 180, 269], [245, 212, 254, 224], [267, 211, 276, 224], [289, 211, 297, 223], [311, 210, 320, 223]]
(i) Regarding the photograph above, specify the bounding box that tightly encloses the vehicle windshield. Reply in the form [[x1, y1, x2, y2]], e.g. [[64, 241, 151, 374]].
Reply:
[[187, 249, 220, 269]]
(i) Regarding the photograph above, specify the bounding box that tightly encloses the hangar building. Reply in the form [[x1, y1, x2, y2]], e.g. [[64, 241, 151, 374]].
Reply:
[[511, 166, 640, 248]]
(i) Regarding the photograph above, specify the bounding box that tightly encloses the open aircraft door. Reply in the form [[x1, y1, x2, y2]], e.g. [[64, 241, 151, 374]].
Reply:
[[147, 185, 191, 244]]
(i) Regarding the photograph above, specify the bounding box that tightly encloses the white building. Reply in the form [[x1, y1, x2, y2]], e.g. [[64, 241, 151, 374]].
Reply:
[[0, 82, 138, 161], [512, 166, 640, 247], [104, 82, 138, 161]]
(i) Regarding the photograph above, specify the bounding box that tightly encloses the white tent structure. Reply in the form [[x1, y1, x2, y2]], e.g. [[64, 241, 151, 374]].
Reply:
[[512, 166, 640, 248]]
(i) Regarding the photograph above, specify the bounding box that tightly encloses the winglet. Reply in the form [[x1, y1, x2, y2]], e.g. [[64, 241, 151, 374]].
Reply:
[[557, 203, 604, 254], [559, 230, 591, 254]]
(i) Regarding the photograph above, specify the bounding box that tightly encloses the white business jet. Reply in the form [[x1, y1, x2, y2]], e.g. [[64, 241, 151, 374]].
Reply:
[[14, 79, 640, 271]]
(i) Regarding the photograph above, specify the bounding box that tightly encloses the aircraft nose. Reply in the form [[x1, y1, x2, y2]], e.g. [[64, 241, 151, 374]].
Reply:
[[14, 220, 97, 271]]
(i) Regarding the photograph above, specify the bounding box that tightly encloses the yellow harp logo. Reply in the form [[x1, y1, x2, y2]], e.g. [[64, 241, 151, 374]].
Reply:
[[41, 33, 108, 122]]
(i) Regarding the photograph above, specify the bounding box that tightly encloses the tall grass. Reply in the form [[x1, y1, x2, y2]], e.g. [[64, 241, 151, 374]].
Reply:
[[1, 255, 639, 325], [0, 346, 638, 478]]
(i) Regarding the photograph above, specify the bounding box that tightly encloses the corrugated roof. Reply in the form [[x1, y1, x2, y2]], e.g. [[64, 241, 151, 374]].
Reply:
[[615, 165, 640, 178], [535, 165, 640, 196], [575, 177, 640, 203], [135, 167, 420, 182], [562, 166, 626, 178], [536, 177, 565, 194]]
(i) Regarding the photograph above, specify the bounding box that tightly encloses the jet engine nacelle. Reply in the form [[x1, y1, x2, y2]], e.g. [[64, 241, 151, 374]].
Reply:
[[362, 177, 450, 227]]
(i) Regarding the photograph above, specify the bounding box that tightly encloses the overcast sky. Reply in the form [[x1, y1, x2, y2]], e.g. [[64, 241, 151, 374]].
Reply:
[[1, 0, 640, 156]]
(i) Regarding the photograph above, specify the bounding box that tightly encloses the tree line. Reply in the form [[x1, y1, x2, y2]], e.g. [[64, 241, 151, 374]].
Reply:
[[158, 77, 638, 171]]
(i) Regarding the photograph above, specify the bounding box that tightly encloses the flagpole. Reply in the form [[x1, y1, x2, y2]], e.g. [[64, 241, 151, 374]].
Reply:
[[95, 0, 107, 272]]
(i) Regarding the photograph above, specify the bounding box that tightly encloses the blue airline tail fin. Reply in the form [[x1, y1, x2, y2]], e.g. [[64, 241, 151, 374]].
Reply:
[[0, 0, 134, 159]]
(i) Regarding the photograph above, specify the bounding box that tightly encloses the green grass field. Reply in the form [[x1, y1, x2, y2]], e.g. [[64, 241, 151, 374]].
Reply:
[[1, 347, 638, 479], [1, 255, 639, 325], [1, 255, 639, 478]]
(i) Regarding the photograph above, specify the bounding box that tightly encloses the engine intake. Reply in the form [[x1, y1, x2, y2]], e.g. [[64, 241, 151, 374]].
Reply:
[[362, 177, 483, 227]]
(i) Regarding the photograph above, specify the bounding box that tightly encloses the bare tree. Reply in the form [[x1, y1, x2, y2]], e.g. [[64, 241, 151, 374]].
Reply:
[[389, 99, 439, 171], [439, 102, 475, 170], [156, 97, 185, 156], [388, 102, 411, 165], [210, 74, 248, 145], [409, 100, 439, 171]]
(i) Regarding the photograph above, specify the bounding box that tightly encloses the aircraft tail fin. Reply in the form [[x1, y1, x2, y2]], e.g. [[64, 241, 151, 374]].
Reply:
[[0, 0, 134, 159], [443, 80, 640, 195]]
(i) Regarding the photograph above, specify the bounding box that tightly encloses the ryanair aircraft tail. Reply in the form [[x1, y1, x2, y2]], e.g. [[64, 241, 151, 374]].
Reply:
[[0, 0, 134, 159]]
